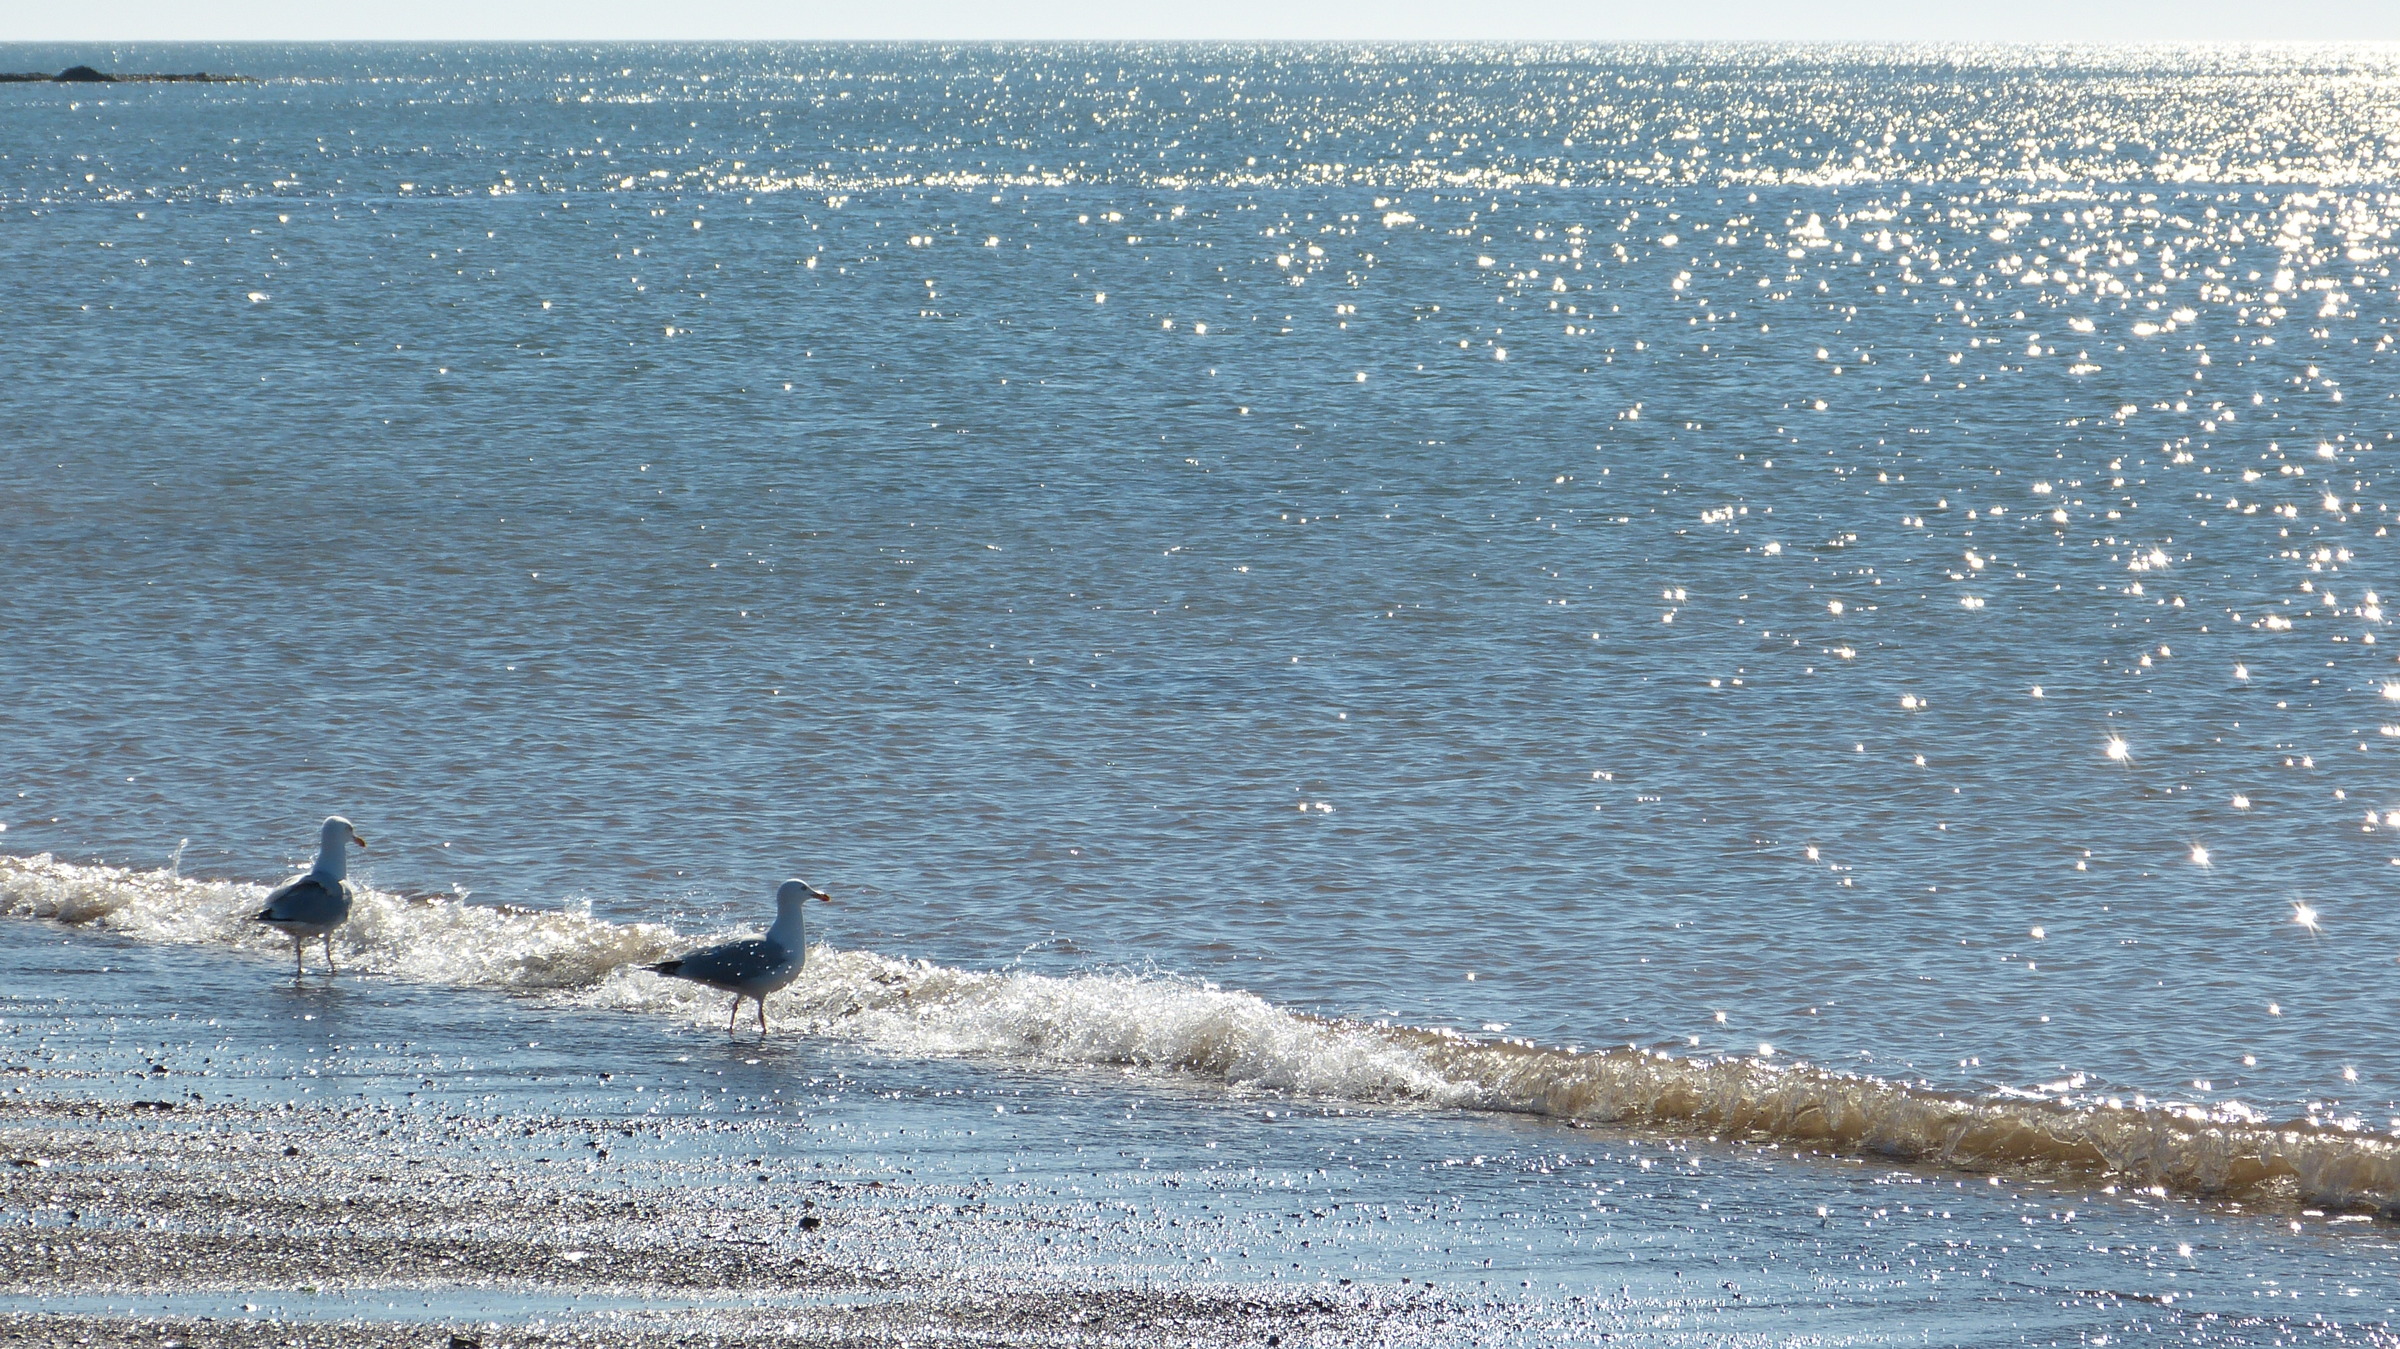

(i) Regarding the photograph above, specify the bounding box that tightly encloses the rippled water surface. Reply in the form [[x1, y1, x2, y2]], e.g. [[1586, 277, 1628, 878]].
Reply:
[[6, 42, 2400, 1338]]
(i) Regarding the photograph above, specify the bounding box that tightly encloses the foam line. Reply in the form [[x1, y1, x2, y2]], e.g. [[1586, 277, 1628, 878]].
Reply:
[[5, 852, 2394, 1211]]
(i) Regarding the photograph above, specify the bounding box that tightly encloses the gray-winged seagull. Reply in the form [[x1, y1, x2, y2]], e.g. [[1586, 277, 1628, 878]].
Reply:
[[255, 815, 366, 976], [648, 879, 830, 1034]]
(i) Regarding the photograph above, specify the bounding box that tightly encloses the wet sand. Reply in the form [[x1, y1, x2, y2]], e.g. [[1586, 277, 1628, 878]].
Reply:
[[0, 1088, 1505, 1348]]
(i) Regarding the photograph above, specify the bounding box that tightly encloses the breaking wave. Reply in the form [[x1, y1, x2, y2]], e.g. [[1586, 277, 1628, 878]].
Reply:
[[5, 850, 2396, 1214]]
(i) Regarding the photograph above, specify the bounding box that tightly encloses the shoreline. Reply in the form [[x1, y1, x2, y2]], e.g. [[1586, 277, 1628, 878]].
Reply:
[[7, 848, 2398, 1221]]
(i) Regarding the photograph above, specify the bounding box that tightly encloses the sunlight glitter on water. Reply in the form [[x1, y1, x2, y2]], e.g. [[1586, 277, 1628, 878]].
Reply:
[[11, 40, 2400, 1339]]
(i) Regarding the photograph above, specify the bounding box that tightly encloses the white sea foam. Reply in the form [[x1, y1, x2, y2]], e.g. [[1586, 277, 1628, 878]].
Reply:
[[0, 852, 675, 991], [5, 851, 2396, 1212]]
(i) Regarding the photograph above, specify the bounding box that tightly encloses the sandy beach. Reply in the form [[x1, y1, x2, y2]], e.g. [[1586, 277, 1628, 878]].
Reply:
[[0, 1085, 1501, 1348]]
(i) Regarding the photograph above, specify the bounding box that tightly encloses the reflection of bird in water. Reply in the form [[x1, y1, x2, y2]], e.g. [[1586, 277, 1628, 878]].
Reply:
[[648, 879, 830, 1034], [256, 816, 366, 977]]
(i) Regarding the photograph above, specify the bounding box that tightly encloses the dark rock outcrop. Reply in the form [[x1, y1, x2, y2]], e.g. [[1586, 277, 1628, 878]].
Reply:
[[0, 67, 249, 83]]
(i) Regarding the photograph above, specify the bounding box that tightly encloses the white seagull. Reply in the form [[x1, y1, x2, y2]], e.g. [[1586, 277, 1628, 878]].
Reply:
[[255, 816, 366, 976], [648, 879, 831, 1035]]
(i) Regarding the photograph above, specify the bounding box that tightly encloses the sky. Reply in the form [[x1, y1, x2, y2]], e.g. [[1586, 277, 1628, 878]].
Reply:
[[4, 0, 2399, 43]]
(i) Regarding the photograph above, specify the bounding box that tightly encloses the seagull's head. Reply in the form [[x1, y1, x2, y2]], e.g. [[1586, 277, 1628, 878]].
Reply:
[[777, 879, 831, 906], [322, 815, 367, 852]]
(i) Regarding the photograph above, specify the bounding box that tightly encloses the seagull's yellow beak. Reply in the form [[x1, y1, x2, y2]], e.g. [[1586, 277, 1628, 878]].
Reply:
[[351, 831, 369, 850]]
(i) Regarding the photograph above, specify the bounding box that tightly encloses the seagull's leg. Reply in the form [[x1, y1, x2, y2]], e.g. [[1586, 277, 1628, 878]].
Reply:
[[727, 997, 741, 1034], [323, 933, 338, 975], [758, 997, 769, 1036], [293, 939, 305, 978]]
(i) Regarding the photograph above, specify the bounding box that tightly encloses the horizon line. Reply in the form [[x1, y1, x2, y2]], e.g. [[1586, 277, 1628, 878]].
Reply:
[[11, 36, 2400, 47]]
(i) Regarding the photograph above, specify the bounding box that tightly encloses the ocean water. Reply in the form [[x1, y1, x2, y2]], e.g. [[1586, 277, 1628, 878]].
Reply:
[[6, 41, 2400, 1340]]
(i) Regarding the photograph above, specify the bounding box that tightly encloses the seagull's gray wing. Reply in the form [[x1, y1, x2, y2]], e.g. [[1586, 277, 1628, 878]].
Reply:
[[649, 938, 797, 993], [257, 874, 351, 927]]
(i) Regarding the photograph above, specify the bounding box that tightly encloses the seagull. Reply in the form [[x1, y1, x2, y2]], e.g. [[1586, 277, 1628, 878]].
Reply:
[[255, 816, 366, 976], [648, 879, 830, 1035]]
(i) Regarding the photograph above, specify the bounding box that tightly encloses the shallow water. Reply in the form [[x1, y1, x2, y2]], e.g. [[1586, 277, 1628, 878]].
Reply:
[[5, 41, 2400, 1340], [10, 920, 2400, 1344]]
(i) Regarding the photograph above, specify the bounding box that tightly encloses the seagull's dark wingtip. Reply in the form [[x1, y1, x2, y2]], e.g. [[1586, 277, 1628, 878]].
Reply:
[[648, 960, 684, 978]]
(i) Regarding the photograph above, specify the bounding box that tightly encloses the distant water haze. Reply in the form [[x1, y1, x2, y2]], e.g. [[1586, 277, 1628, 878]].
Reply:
[[4, 43, 2400, 1333], [13, 2, 2400, 41]]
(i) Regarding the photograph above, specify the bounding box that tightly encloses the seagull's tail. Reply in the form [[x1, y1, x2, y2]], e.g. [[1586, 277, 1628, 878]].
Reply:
[[646, 959, 685, 979], [253, 907, 276, 922]]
